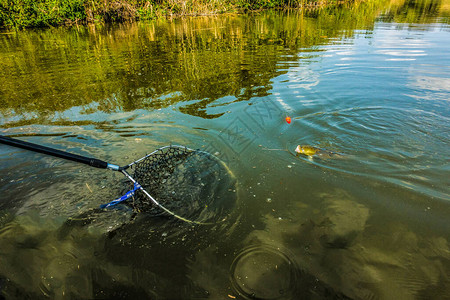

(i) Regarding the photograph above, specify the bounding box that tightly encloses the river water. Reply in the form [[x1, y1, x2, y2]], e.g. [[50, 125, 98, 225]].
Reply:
[[0, 0, 449, 299]]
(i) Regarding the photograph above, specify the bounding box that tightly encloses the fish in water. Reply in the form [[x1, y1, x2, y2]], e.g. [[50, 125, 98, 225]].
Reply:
[[295, 145, 343, 159]]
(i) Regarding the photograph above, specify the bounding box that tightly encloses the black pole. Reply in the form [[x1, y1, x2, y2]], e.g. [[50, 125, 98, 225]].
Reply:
[[0, 135, 109, 169]]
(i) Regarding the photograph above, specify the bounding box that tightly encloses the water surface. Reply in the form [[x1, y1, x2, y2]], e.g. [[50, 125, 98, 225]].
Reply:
[[1, 0, 449, 299]]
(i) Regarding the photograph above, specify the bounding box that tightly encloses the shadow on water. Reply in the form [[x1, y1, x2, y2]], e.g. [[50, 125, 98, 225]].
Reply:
[[0, 208, 232, 299]]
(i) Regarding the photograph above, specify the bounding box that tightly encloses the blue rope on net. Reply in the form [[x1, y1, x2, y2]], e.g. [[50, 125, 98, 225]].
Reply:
[[100, 182, 142, 209]]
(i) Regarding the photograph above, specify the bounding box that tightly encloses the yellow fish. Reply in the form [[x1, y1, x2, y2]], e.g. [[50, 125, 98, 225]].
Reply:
[[295, 145, 343, 158]]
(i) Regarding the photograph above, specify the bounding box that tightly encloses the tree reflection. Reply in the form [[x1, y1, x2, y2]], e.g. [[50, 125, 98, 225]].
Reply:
[[0, 0, 447, 125]]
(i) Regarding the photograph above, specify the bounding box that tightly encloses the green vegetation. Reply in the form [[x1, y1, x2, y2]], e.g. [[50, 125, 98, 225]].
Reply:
[[0, 0, 361, 28], [0, 0, 86, 28]]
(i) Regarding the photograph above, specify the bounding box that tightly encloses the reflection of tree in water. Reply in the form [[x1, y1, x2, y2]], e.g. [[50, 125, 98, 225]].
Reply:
[[0, 0, 443, 124], [382, 0, 447, 23]]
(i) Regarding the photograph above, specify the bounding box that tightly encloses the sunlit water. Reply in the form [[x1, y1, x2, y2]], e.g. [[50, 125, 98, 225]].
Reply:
[[1, 1, 449, 299]]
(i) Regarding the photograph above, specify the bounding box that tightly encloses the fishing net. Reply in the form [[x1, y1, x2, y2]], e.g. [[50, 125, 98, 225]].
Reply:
[[0, 135, 237, 225], [123, 146, 237, 224]]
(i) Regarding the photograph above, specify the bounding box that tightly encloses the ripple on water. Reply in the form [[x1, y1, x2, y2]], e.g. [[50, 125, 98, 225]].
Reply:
[[281, 102, 450, 200], [230, 245, 298, 300]]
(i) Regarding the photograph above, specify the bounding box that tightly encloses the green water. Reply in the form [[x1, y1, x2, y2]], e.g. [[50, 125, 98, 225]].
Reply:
[[1, 0, 449, 299]]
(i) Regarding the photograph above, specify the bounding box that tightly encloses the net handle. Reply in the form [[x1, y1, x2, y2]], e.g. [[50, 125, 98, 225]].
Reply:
[[0, 135, 120, 170]]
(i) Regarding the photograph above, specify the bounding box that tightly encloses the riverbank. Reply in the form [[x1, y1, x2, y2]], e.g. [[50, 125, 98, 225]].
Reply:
[[0, 0, 358, 29]]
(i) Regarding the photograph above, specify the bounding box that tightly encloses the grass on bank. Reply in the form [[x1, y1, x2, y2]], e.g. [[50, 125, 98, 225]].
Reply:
[[0, 0, 351, 28]]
